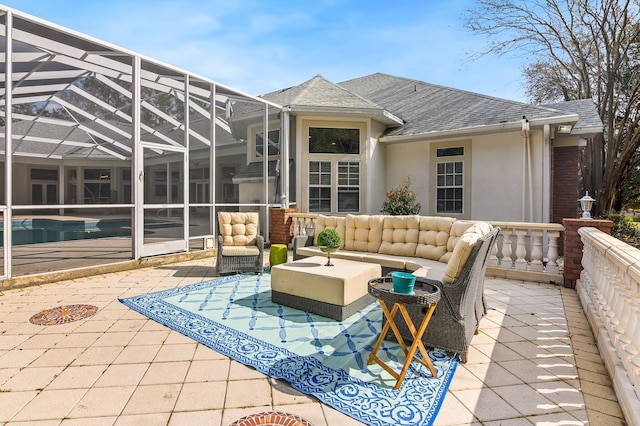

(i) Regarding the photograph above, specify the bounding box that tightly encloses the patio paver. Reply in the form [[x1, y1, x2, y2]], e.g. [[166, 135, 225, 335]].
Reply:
[[0, 255, 627, 425]]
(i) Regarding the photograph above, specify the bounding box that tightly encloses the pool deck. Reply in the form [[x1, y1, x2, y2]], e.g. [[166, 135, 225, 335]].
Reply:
[[0, 253, 627, 425]]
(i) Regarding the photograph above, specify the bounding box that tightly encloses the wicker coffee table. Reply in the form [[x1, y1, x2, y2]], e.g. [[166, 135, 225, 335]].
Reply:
[[367, 276, 441, 389]]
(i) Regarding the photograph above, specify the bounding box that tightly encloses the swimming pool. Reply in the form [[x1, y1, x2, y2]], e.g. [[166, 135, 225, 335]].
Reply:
[[3, 218, 132, 246]]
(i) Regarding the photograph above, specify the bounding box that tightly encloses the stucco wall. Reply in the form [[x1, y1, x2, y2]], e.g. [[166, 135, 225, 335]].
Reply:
[[384, 129, 551, 223], [385, 141, 430, 213], [367, 119, 387, 213]]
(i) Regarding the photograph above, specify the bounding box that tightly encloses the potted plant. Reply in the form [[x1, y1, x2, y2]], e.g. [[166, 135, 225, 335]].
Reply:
[[316, 228, 342, 266]]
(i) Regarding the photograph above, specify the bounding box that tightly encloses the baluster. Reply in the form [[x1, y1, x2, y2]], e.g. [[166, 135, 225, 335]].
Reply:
[[488, 234, 499, 267], [500, 229, 513, 269], [546, 230, 560, 274], [530, 230, 543, 272], [514, 229, 528, 271]]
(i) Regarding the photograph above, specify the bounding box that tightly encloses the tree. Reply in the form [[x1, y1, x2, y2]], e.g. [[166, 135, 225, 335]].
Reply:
[[465, 0, 640, 215]]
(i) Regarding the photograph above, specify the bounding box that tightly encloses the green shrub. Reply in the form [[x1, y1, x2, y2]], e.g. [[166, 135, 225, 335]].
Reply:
[[317, 228, 342, 247], [381, 176, 422, 215], [605, 213, 640, 248]]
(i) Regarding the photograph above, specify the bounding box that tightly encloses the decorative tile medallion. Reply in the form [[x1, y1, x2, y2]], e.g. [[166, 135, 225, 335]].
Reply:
[[29, 304, 98, 325], [229, 411, 313, 426]]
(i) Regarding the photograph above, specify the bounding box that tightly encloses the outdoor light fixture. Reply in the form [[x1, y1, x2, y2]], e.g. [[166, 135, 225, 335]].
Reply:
[[558, 124, 573, 134], [579, 192, 595, 219]]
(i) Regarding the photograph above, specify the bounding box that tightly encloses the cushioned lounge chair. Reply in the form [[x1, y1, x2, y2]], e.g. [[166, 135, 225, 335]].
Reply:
[[386, 227, 500, 363], [217, 212, 264, 274]]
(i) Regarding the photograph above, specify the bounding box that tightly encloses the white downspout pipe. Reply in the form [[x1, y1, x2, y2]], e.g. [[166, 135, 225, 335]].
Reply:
[[522, 117, 530, 222]]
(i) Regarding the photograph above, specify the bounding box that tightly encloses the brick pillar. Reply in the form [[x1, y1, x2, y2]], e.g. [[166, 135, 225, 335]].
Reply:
[[563, 218, 613, 288], [269, 207, 298, 245], [553, 146, 579, 255]]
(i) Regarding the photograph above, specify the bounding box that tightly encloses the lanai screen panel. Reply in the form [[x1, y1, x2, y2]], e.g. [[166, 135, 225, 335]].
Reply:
[[0, 8, 277, 165]]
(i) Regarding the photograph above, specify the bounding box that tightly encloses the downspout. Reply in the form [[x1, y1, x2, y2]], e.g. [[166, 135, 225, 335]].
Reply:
[[542, 124, 550, 224], [522, 117, 530, 222], [527, 121, 533, 222]]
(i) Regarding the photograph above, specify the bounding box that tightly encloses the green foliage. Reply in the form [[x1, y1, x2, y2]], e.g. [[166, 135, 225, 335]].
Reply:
[[317, 228, 342, 247], [381, 176, 422, 215], [603, 213, 640, 248]]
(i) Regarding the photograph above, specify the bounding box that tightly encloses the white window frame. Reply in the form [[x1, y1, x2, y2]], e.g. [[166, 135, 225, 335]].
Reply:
[[337, 160, 360, 213], [308, 160, 332, 212], [249, 122, 280, 163], [430, 140, 471, 218]]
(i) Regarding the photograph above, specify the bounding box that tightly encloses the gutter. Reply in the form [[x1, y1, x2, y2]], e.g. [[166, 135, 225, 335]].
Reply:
[[380, 114, 580, 144]]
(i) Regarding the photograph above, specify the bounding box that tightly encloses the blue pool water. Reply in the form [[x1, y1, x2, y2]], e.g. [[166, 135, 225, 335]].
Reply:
[[2, 218, 132, 246]]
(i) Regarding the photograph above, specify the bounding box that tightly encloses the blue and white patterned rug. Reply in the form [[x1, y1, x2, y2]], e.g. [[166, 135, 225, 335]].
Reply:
[[119, 274, 457, 426]]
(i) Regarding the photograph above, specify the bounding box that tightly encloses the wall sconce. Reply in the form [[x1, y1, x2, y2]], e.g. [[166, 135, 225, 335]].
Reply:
[[579, 192, 595, 219]]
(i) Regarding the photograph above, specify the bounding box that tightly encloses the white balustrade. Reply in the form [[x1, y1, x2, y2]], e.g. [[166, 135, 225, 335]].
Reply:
[[577, 227, 640, 409], [290, 213, 565, 282]]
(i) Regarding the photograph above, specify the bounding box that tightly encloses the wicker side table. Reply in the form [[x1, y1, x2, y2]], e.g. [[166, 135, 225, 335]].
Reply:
[[367, 276, 441, 389]]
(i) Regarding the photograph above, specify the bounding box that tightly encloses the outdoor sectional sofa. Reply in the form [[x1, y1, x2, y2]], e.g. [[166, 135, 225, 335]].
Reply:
[[292, 214, 499, 362]]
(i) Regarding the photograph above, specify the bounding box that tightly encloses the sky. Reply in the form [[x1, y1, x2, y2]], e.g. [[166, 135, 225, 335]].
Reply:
[[1, 0, 529, 102]]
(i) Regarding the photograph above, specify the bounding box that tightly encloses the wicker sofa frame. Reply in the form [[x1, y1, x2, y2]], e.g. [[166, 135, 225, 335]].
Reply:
[[385, 227, 500, 363]]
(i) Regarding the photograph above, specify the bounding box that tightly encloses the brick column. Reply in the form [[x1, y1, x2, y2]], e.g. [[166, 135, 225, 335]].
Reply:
[[269, 207, 298, 246], [563, 218, 613, 288]]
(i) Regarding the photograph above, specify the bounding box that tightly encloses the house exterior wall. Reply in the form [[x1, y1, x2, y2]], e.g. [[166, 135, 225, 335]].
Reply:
[[367, 119, 387, 213], [383, 129, 553, 222]]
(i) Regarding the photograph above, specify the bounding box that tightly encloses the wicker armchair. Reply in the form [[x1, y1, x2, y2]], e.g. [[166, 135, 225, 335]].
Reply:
[[216, 212, 264, 275], [386, 227, 500, 363]]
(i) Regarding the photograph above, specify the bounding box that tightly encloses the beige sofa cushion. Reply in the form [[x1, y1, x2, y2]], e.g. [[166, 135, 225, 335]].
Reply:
[[378, 215, 420, 257], [416, 216, 456, 262], [313, 215, 346, 249], [344, 214, 384, 252], [442, 222, 492, 283], [218, 212, 259, 246], [439, 220, 476, 263]]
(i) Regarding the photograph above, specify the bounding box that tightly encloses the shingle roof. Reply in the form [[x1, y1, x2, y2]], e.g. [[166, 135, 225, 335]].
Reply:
[[262, 72, 603, 138], [262, 75, 383, 110], [542, 99, 603, 133]]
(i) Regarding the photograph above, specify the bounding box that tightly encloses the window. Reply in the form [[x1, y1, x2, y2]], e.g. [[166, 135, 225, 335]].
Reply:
[[337, 161, 359, 212], [436, 161, 463, 214], [308, 161, 332, 212], [433, 143, 468, 215], [256, 129, 280, 157], [309, 127, 359, 154], [83, 168, 111, 203]]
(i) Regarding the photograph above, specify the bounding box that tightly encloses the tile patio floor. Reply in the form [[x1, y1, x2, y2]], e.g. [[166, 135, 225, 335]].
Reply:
[[0, 254, 628, 425]]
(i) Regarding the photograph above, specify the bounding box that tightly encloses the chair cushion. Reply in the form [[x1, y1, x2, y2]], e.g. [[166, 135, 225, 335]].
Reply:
[[344, 214, 384, 253], [218, 212, 259, 246], [442, 223, 491, 283], [220, 245, 261, 256], [378, 215, 420, 256]]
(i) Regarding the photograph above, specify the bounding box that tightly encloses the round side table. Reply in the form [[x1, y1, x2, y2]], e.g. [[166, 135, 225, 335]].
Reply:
[[367, 276, 441, 389]]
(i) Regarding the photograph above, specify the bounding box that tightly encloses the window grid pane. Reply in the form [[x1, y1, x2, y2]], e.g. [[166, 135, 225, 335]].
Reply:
[[436, 160, 463, 214], [338, 161, 359, 213], [309, 161, 332, 212]]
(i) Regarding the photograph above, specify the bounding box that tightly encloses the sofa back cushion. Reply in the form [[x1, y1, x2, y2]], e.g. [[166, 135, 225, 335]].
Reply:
[[378, 215, 420, 256], [439, 220, 476, 263], [218, 212, 259, 246], [415, 216, 456, 261], [442, 222, 493, 283], [313, 215, 346, 249], [344, 214, 384, 252]]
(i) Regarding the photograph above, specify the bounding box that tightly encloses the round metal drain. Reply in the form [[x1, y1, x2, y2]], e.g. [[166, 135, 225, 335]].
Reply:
[[229, 411, 313, 426], [29, 304, 98, 325]]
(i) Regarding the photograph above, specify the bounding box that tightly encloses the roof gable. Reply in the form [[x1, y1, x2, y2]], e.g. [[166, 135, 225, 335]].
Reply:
[[263, 75, 383, 110]]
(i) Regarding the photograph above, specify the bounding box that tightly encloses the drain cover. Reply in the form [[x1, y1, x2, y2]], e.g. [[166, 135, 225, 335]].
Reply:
[[29, 304, 98, 325]]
